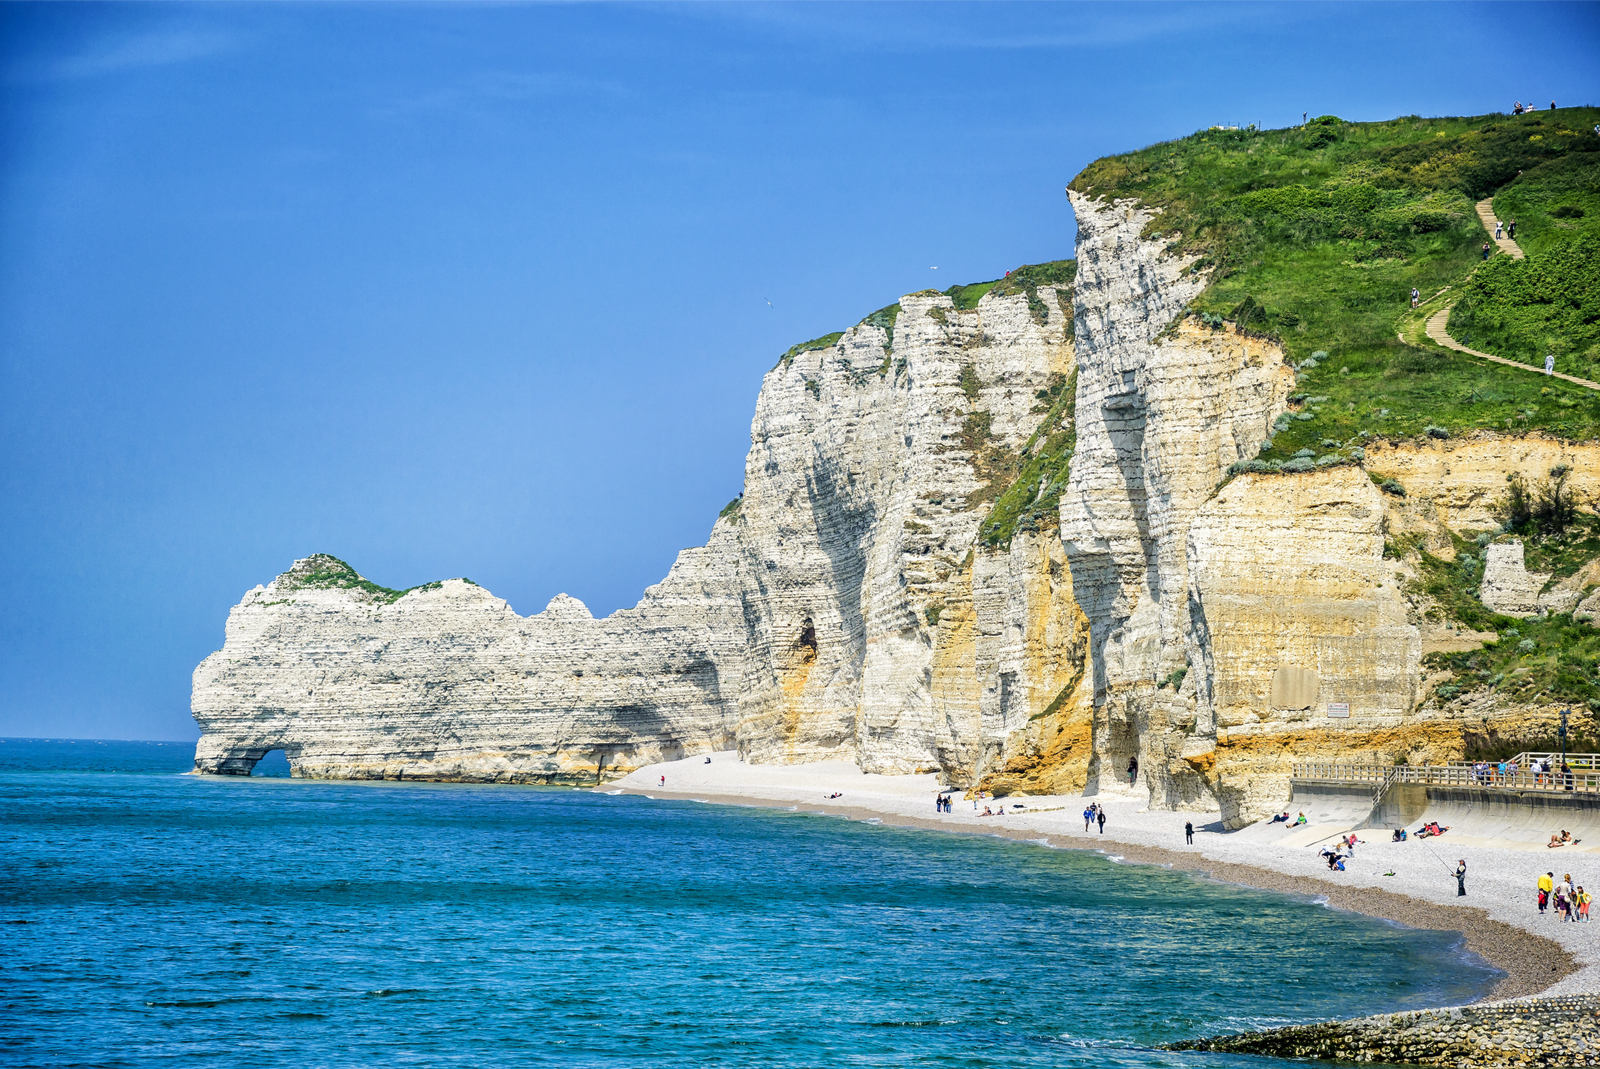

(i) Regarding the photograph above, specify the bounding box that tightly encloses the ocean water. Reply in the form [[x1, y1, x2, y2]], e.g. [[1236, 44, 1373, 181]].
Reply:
[[0, 740, 1495, 1067]]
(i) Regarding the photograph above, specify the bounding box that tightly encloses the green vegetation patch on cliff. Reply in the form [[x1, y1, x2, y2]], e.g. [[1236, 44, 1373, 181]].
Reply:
[[941, 260, 1077, 325], [1070, 109, 1600, 451], [862, 303, 901, 352], [1410, 526, 1600, 709], [776, 331, 845, 369], [281, 554, 469, 605], [988, 260, 1077, 329], [979, 371, 1077, 548]]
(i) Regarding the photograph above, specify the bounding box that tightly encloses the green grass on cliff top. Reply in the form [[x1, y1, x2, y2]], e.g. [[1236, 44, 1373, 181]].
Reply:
[[282, 554, 473, 604], [1069, 109, 1600, 455]]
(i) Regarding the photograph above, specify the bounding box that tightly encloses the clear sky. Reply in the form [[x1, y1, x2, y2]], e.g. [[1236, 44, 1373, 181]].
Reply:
[[3, 2, 1597, 743]]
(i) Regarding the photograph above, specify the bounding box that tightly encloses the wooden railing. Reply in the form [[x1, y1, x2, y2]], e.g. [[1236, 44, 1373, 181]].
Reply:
[[1292, 757, 1600, 796]]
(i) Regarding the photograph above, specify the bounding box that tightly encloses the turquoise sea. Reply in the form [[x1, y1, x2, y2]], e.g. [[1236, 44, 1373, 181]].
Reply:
[[1, 739, 1496, 1067]]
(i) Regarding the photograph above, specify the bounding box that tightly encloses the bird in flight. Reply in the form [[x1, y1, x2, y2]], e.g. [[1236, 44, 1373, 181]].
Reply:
[[764, 297, 773, 308]]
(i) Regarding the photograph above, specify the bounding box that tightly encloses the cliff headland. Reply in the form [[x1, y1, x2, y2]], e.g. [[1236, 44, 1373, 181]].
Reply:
[[194, 107, 1600, 831]]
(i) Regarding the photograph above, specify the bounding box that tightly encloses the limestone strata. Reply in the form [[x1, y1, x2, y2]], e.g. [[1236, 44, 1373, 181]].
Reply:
[[1479, 541, 1548, 616], [192, 537, 748, 782], [194, 188, 1598, 813], [193, 285, 1086, 781], [1364, 435, 1600, 532], [1185, 466, 1421, 821], [1169, 994, 1600, 1067], [1058, 192, 1294, 812]]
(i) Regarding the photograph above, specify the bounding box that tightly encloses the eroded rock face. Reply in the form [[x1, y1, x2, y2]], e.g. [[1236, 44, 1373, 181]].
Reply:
[[1479, 541, 1548, 616], [193, 195, 1597, 814], [192, 538, 749, 782], [1186, 467, 1421, 822], [1058, 193, 1294, 811], [193, 286, 1087, 782]]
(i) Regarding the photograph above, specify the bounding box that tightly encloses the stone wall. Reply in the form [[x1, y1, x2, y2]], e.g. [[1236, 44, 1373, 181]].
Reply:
[[1168, 994, 1600, 1066]]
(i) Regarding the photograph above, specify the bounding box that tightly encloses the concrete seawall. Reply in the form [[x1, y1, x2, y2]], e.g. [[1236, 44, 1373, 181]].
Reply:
[[1289, 777, 1600, 848], [1167, 994, 1600, 1066]]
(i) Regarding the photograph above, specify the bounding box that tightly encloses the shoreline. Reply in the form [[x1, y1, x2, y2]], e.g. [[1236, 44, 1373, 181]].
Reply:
[[610, 766, 1588, 1005]]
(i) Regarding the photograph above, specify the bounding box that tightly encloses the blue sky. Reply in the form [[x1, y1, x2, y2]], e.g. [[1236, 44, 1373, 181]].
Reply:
[[3, 2, 1598, 742]]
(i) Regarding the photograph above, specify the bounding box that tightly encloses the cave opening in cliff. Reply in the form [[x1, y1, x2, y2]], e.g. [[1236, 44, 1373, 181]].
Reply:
[[797, 619, 818, 665], [251, 749, 291, 778]]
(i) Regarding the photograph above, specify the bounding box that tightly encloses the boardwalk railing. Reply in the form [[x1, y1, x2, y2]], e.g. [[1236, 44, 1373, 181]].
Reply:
[[1293, 756, 1600, 797]]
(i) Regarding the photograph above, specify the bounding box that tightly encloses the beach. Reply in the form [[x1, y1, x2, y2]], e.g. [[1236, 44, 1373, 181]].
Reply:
[[614, 751, 1600, 1003]]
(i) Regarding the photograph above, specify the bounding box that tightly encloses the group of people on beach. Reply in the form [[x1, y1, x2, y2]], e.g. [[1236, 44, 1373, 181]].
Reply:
[[1320, 833, 1364, 870], [1471, 757, 1573, 787], [1268, 811, 1307, 827], [1081, 802, 1107, 834], [1537, 871, 1591, 921]]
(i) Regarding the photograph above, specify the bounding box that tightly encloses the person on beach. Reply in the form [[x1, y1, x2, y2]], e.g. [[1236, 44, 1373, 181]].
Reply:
[[1539, 872, 1554, 913], [1096, 809, 1106, 834], [1579, 887, 1592, 921], [1083, 806, 1094, 832], [1549, 830, 1573, 848], [1455, 860, 1467, 897], [1127, 757, 1138, 787], [660, 775, 666, 787], [1270, 812, 1288, 824], [1293, 812, 1306, 827], [1185, 821, 1194, 845]]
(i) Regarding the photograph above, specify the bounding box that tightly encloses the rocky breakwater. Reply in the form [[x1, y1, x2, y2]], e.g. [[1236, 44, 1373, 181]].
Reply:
[[193, 278, 1090, 782], [1168, 994, 1600, 1067]]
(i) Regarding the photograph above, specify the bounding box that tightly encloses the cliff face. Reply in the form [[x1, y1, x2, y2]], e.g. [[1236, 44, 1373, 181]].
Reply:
[[194, 196, 1597, 816], [193, 284, 1086, 783]]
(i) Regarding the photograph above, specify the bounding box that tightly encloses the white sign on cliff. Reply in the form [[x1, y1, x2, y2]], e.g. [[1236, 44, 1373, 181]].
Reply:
[[1327, 703, 1350, 718]]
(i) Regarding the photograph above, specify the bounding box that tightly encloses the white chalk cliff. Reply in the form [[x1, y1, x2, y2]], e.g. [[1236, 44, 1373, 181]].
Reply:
[[193, 196, 1598, 822]]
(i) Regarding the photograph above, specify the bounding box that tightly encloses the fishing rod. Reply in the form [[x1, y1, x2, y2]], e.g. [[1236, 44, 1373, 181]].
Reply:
[[1417, 836, 1459, 877]]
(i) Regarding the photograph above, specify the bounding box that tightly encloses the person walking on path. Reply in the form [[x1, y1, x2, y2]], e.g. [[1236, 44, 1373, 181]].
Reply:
[[1482, 241, 1492, 260], [1546, 355, 1556, 376], [1495, 220, 1504, 240], [1455, 860, 1467, 897], [1509, 219, 1517, 240], [1096, 809, 1106, 834], [1185, 821, 1194, 845], [1540, 871, 1555, 912]]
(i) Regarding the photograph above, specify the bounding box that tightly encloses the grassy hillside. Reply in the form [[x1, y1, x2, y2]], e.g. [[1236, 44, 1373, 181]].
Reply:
[[1448, 145, 1600, 374], [1069, 108, 1600, 458]]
